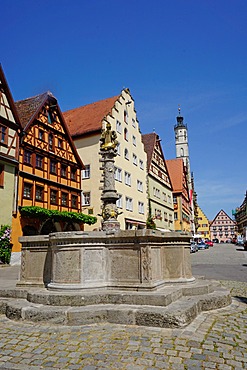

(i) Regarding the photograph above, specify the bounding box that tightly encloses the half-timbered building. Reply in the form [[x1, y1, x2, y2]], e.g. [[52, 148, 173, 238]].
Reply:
[[12, 91, 84, 256], [166, 158, 191, 232], [0, 65, 21, 227], [210, 209, 237, 243], [142, 133, 174, 231]]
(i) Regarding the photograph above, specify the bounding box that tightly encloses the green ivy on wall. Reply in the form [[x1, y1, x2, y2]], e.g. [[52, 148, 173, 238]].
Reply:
[[19, 206, 97, 225]]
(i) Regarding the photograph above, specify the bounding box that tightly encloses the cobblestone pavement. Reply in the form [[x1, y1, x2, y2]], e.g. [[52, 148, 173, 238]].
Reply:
[[0, 283, 247, 370]]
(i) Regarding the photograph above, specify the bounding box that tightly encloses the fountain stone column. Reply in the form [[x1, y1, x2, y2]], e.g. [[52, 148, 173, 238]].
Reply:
[[99, 122, 121, 232]]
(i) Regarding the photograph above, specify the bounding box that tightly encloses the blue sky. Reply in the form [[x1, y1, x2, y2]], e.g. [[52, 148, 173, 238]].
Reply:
[[2, 0, 247, 221]]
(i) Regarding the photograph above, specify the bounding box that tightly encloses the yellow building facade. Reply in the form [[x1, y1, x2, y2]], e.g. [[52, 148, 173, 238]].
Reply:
[[196, 206, 210, 239], [64, 89, 148, 231]]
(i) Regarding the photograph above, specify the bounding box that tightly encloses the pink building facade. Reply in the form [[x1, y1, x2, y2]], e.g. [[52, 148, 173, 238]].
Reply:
[[210, 209, 237, 242]]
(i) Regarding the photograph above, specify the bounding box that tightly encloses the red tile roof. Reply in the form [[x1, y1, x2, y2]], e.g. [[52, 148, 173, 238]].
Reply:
[[166, 158, 184, 192], [63, 95, 120, 138]]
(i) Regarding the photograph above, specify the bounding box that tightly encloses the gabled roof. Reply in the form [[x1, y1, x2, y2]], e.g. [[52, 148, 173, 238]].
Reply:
[[142, 132, 172, 188], [63, 95, 120, 138], [15, 91, 84, 168], [166, 158, 185, 192], [211, 209, 235, 225], [0, 64, 21, 128], [142, 133, 156, 171], [15, 91, 55, 130]]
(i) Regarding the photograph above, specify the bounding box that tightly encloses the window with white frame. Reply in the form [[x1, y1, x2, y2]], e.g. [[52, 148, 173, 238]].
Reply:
[[82, 192, 90, 206], [132, 118, 136, 128], [137, 180, 143, 192], [133, 153, 137, 165], [124, 127, 128, 141], [132, 135, 136, 146], [124, 148, 129, 160], [116, 142, 120, 155], [114, 167, 122, 182], [124, 171, 131, 186], [163, 192, 167, 202], [116, 120, 122, 134], [82, 164, 90, 179], [153, 187, 160, 198], [138, 201, 144, 214], [139, 159, 144, 170], [126, 197, 133, 211], [116, 194, 123, 208]]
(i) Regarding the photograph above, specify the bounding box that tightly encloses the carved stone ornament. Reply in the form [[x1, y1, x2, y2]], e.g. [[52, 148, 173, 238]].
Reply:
[[102, 203, 119, 221]]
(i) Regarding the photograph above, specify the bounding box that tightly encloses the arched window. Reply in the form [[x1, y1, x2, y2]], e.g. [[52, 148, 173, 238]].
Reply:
[[124, 128, 128, 141], [180, 148, 184, 156]]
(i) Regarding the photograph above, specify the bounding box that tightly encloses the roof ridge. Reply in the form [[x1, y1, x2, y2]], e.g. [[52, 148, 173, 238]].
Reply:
[[64, 94, 120, 113], [15, 91, 52, 104]]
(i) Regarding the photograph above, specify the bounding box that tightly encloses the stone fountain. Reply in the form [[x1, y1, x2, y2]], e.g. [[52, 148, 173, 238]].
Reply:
[[0, 124, 231, 327]]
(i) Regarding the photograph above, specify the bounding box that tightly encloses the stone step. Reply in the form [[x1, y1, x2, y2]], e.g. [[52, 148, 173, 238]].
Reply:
[[0, 287, 231, 328], [0, 279, 220, 307]]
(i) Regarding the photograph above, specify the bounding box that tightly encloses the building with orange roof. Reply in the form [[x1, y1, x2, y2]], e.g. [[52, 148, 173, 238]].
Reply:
[[11, 91, 84, 260], [64, 88, 148, 230], [166, 158, 191, 232], [0, 65, 22, 228], [142, 132, 174, 231]]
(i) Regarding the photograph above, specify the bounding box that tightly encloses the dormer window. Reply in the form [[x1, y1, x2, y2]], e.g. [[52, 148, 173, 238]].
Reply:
[[47, 110, 53, 124]]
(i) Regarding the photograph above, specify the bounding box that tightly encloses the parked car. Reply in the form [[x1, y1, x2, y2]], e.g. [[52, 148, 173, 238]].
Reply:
[[190, 242, 198, 253], [212, 238, 219, 243], [236, 239, 244, 246], [205, 240, 213, 247], [197, 241, 208, 250]]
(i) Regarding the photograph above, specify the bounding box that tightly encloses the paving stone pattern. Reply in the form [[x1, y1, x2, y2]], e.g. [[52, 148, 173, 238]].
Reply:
[[0, 283, 247, 370]]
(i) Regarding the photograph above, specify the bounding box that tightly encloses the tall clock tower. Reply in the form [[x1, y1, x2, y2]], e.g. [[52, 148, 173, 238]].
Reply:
[[174, 108, 191, 178], [174, 108, 195, 233]]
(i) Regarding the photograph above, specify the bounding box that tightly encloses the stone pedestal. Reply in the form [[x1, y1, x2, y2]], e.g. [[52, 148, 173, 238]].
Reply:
[[19, 230, 193, 290]]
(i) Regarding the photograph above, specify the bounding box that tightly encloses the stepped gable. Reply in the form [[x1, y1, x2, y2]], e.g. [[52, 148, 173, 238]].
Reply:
[[63, 95, 120, 138], [166, 158, 184, 192]]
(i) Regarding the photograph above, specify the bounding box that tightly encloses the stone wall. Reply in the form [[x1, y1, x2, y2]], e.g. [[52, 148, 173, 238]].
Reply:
[[18, 230, 193, 290]]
